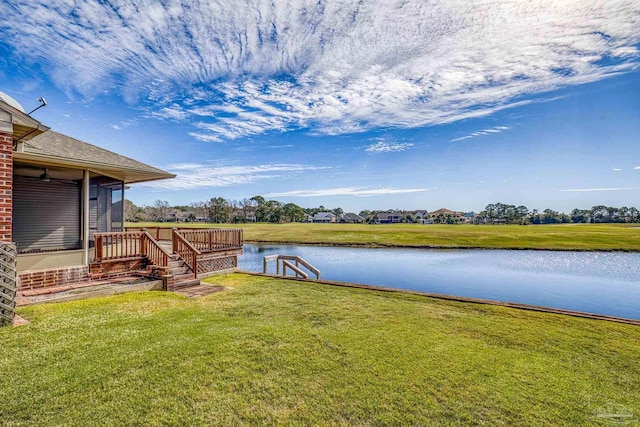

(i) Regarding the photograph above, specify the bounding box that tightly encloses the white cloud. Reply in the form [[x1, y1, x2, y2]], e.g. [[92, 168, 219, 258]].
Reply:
[[559, 187, 640, 192], [612, 168, 622, 171], [451, 126, 511, 142], [3, 1, 640, 141], [268, 187, 428, 197], [366, 140, 414, 153], [634, 166, 640, 170], [139, 163, 330, 190]]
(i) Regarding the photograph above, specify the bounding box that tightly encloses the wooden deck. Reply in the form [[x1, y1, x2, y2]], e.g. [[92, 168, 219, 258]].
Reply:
[[91, 227, 243, 288]]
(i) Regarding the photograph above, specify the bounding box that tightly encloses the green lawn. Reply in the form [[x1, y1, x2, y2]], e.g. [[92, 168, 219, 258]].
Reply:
[[132, 222, 640, 251], [2, 274, 639, 425]]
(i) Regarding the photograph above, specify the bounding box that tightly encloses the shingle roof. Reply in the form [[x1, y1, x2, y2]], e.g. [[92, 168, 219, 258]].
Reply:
[[21, 130, 174, 184], [342, 213, 364, 221], [314, 212, 336, 219]]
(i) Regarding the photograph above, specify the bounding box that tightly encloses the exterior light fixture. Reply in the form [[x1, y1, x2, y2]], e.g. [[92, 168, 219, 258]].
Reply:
[[39, 168, 51, 182]]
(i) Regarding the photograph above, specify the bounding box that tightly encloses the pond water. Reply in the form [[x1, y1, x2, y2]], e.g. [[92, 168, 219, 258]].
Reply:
[[239, 244, 640, 320]]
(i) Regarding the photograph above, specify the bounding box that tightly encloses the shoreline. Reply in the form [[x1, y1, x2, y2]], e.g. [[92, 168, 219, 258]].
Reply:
[[245, 239, 640, 252], [239, 271, 640, 326]]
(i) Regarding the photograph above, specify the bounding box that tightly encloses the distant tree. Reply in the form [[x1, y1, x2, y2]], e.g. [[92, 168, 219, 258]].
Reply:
[[265, 200, 283, 223], [123, 199, 144, 222], [153, 200, 169, 222], [208, 197, 230, 223], [590, 205, 609, 223], [251, 195, 267, 222], [283, 203, 306, 223]]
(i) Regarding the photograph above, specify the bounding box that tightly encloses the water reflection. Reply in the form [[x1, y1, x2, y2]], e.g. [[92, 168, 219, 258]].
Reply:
[[240, 244, 640, 320]]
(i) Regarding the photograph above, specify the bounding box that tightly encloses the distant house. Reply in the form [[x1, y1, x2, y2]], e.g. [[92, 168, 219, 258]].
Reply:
[[463, 212, 475, 223], [429, 208, 466, 224], [302, 214, 314, 223], [339, 213, 365, 223], [378, 212, 402, 224], [313, 212, 336, 223], [413, 210, 429, 224]]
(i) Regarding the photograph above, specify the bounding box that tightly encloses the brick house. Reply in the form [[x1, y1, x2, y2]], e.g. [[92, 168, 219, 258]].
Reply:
[[0, 92, 179, 289]]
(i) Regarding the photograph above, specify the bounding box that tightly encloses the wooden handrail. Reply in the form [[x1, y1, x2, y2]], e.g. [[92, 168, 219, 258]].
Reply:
[[93, 231, 171, 268], [263, 255, 320, 279], [141, 231, 170, 267], [282, 260, 308, 279], [93, 231, 143, 261], [176, 228, 243, 252], [172, 230, 201, 278]]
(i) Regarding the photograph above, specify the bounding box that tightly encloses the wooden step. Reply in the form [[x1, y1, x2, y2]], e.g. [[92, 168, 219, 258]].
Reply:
[[168, 266, 193, 276], [169, 274, 201, 291], [167, 260, 184, 267]]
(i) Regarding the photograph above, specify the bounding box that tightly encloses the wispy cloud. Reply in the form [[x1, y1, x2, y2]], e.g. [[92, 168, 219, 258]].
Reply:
[[612, 168, 622, 171], [635, 166, 640, 170], [451, 126, 511, 142], [3, 1, 640, 141], [109, 119, 138, 130], [140, 163, 330, 190], [268, 187, 428, 197], [559, 187, 640, 192], [366, 139, 414, 153]]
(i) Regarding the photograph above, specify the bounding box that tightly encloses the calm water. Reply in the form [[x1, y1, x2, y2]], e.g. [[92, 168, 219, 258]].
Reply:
[[239, 244, 640, 320]]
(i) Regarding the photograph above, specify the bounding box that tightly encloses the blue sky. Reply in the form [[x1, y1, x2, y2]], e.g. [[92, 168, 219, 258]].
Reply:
[[1, 1, 639, 213]]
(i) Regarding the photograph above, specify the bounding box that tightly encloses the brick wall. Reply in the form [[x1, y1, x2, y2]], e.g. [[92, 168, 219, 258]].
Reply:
[[0, 131, 13, 242], [18, 265, 90, 291], [89, 258, 147, 279]]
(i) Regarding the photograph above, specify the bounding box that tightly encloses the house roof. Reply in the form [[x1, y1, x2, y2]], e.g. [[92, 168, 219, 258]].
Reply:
[[314, 212, 336, 219], [430, 208, 464, 216], [15, 130, 175, 184], [342, 213, 364, 221]]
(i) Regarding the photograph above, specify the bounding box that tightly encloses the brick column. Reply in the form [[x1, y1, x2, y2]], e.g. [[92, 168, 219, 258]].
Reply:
[[0, 132, 13, 242]]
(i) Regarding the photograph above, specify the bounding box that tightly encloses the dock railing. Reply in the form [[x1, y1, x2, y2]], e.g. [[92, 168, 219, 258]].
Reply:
[[263, 255, 320, 279]]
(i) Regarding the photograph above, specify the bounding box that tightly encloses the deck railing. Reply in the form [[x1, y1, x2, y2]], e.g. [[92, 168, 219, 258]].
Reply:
[[94, 231, 143, 261], [177, 229, 243, 252], [125, 226, 173, 241], [95, 227, 243, 276], [140, 231, 171, 267], [125, 227, 243, 250], [93, 231, 169, 267], [172, 231, 201, 278]]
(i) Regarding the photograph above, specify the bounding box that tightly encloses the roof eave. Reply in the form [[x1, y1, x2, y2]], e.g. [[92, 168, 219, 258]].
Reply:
[[0, 100, 50, 138], [13, 151, 175, 184]]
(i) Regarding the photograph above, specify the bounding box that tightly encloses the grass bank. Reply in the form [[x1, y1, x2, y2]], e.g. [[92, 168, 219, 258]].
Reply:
[[3, 274, 639, 425], [132, 222, 640, 251]]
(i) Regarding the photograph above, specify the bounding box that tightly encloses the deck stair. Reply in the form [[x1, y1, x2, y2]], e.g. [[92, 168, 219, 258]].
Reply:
[[161, 254, 201, 291]]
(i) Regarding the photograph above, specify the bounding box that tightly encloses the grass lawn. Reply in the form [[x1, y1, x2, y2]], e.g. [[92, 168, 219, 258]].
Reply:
[[2, 274, 639, 425], [132, 222, 640, 251]]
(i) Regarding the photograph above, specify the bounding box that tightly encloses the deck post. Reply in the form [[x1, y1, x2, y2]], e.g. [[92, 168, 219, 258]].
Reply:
[[82, 170, 90, 265]]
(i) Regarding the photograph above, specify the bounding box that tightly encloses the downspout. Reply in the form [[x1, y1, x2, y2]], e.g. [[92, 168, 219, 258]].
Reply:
[[83, 170, 90, 265]]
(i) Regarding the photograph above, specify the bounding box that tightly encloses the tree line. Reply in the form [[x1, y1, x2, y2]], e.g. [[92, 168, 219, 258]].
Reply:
[[475, 203, 640, 224], [125, 197, 640, 225], [125, 196, 345, 224]]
